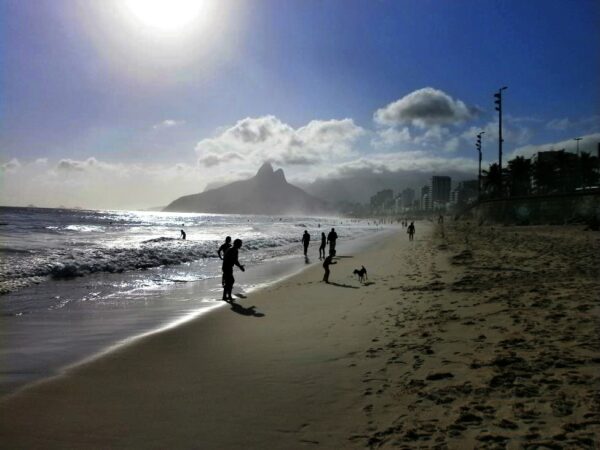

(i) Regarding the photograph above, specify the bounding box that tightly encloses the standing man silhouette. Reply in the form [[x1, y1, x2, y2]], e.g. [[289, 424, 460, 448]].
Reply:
[[319, 232, 326, 259], [327, 227, 338, 257], [302, 230, 310, 256], [218, 236, 232, 260], [407, 222, 415, 241], [222, 239, 245, 302]]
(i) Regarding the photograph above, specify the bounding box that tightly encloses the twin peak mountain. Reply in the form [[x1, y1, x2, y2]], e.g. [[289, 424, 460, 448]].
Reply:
[[164, 163, 330, 215]]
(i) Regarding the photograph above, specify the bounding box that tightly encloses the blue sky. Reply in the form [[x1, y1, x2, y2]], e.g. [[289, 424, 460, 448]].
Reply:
[[1, 0, 599, 208]]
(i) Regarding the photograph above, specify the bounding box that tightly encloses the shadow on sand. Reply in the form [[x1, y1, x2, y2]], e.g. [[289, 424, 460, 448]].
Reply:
[[328, 282, 359, 289], [362, 281, 376, 286], [229, 301, 265, 317]]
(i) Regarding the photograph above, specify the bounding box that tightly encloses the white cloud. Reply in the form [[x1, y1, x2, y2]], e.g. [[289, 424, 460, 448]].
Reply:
[[153, 119, 185, 129], [545, 118, 572, 131], [371, 127, 412, 149], [1, 158, 21, 172], [374, 87, 478, 128], [461, 120, 534, 148], [545, 115, 600, 133], [508, 132, 600, 159], [330, 152, 477, 175], [0, 157, 206, 210], [195, 115, 365, 168]]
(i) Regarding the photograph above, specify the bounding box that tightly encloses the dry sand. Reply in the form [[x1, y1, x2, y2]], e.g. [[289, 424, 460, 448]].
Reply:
[[0, 222, 598, 449]]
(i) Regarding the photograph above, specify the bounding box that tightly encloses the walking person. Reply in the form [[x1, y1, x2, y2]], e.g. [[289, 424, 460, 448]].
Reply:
[[322, 254, 337, 283], [319, 232, 326, 259], [327, 227, 338, 257], [407, 221, 415, 241], [180, 229, 186, 240], [301, 230, 310, 256], [222, 239, 245, 302]]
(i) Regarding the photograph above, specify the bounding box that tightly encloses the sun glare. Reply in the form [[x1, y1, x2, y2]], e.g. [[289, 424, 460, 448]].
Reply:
[[124, 0, 207, 31]]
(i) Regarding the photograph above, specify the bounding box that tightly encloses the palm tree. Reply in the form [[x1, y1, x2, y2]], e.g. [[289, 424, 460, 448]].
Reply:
[[506, 156, 532, 197], [482, 163, 503, 198], [533, 156, 556, 194], [579, 151, 600, 189]]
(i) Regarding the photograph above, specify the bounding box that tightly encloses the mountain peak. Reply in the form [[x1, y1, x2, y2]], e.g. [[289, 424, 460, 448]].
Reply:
[[255, 162, 287, 184], [274, 168, 286, 183], [164, 162, 329, 215], [256, 162, 274, 178]]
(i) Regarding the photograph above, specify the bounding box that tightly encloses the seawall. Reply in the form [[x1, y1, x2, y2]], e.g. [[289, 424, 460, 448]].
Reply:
[[460, 190, 600, 225]]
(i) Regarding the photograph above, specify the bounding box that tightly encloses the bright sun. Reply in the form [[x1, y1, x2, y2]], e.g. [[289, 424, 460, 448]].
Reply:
[[124, 0, 206, 31]]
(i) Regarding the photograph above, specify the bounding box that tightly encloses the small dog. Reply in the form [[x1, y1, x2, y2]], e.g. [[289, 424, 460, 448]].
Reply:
[[353, 265, 368, 283]]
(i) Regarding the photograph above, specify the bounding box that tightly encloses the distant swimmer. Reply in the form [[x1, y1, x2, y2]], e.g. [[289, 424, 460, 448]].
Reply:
[[302, 230, 310, 256], [319, 232, 326, 259], [322, 254, 337, 283], [327, 227, 338, 257], [218, 236, 232, 260], [180, 229, 186, 240], [407, 221, 415, 241], [222, 239, 245, 302]]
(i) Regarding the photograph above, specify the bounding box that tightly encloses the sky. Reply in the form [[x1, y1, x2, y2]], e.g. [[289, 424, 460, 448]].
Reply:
[[1, 0, 599, 209]]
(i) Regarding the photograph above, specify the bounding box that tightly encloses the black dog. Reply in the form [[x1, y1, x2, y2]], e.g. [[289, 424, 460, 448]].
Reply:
[[353, 265, 368, 283]]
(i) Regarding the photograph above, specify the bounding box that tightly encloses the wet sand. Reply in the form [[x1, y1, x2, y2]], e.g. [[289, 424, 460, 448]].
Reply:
[[1, 221, 598, 449]]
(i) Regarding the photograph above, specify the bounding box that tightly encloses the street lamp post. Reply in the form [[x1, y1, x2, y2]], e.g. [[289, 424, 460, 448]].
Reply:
[[494, 86, 508, 194], [476, 132, 485, 198], [574, 137, 582, 155]]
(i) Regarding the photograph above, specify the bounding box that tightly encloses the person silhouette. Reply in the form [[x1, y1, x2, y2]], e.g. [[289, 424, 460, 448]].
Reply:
[[218, 236, 232, 260], [322, 254, 337, 283], [218, 236, 232, 289], [302, 230, 310, 256], [327, 227, 338, 257], [319, 232, 326, 259], [407, 222, 415, 241], [222, 239, 245, 301], [180, 229, 186, 240]]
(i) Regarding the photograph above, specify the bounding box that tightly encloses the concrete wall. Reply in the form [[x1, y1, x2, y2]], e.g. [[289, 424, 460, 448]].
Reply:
[[463, 191, 600, 225]]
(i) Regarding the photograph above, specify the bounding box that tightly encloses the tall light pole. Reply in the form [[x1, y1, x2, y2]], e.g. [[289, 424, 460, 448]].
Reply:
[[574, 137, 582, 155], [494, 86, 508, 194], [476, 131, 485, 197]]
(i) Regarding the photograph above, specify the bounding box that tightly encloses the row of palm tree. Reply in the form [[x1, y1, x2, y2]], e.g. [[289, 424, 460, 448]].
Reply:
[[481, 150, 599, 198]]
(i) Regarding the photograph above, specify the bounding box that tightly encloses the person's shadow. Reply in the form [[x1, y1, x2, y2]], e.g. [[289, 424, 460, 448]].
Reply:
[[229, 301, 265, 317], [328, 282, 359, 289]]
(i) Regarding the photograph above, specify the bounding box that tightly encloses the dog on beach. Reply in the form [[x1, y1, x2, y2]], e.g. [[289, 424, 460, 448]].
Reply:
[[353, 266, 368, 283]]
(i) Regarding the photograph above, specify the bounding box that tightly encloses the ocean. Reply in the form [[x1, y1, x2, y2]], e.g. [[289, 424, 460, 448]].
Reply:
[[0, 207, 384, 394]]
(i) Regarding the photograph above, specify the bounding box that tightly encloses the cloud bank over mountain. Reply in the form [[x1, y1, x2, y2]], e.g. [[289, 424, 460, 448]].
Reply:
[[195, 116, 364, 168], [2, 87, 598, 209]]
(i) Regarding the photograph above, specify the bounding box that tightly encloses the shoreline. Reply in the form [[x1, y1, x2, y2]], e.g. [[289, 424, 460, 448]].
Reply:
[[0, 227, 393, 397], [1, 222, 598, 449]]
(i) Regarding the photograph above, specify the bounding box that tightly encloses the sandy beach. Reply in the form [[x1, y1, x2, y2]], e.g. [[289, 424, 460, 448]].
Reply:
[[1, 221, 599, 449]]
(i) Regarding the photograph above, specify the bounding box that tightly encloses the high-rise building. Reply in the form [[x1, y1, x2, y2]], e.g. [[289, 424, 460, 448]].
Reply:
[[421, 185, 431, 210], [431, 176, 451, 205], [401, 188, 415, 208]]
